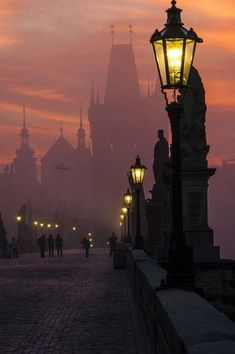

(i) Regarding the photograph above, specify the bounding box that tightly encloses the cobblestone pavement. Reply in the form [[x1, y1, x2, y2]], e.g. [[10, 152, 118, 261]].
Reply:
[[0, 249, 146, 354]]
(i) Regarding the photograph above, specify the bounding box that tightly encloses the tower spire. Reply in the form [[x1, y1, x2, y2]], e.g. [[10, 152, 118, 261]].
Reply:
[[20, 104, 29, 147], [96, 85, 100, 105], [77, 107, 86, 150], [60, 121, 63, 136], [129, 24, 133, 44], [111, 24, 114, 45], [80, 106, 83, 128], [23, 103, 26, 128], [89, 79, 95, 107]]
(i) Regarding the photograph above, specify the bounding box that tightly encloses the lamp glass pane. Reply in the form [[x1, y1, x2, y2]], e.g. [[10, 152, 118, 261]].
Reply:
[[131, 167, 145, 184], [125, 194, 132, 205], [166, 39, 183, 86], [183, 39, 196, 85], [153, 41, 167, 86]]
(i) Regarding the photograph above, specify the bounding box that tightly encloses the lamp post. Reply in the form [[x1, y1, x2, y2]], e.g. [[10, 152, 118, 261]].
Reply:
[[33, 221, 38, 242], [150, 0, 202, 286], [16, 216, 22, 241], [123, 188, 133, 243], [130, 155, 146, 250], [121, 206, 128, 241]]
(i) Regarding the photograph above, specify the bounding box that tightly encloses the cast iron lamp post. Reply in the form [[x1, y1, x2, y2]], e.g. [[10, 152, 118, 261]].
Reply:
[[130, 155, 146, 250], [121, 206, 128, 240], [124, 188, 133, 243], [150, 0, 202, 286]]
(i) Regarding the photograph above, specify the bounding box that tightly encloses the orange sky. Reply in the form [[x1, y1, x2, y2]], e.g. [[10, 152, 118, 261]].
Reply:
[[0, 0, 235, 168]]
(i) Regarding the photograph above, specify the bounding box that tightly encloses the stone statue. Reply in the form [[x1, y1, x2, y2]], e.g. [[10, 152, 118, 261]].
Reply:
[[152, 130, 169, 197], [180, 66, 209, 169]]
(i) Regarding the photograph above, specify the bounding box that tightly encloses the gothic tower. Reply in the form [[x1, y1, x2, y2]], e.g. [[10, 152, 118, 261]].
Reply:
[[89, 38, 167, 243], [13, 106, 37, 186]]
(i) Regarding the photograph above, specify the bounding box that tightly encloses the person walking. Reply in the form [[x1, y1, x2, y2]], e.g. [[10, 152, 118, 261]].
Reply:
[[9, 237, 18, 258], [47, 234, 54, 258], [108, 232, 118, 257], [55, 233, 63, 258], [38, 234, 46, 258], [81, 237, 90, 257]]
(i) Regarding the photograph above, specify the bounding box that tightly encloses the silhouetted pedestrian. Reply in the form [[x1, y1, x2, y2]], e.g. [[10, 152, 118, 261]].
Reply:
[[81, 237, 90, 257], [47, 235, 54, 258], [38, 234, 46, 258], [108, 232, 117, 256], [9, 237, 18, 258], [55, 233, 63, 258]]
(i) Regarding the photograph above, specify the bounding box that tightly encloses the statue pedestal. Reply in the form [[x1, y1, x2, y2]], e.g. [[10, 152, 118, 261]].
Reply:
[[182, 168, 220, 261], [145, 185, 169, 260]]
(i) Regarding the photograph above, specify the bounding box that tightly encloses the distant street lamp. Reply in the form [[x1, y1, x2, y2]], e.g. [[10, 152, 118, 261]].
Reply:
[[55, 224, 59, 229], [121, 207, 128, 240], [124, 188, 133, 243], [130, 155, 146, 249], [16, 216, 22, 241], [150, 0, 202, 286], [33, 221, 38, 241]]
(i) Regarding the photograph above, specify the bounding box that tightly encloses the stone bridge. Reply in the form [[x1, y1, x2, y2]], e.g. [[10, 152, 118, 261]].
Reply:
[[0, 248, 235, 353]]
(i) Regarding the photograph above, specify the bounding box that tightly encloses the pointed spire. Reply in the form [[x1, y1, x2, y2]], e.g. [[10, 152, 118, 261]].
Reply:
[[23, 103, 26, 129], [111, 24, 114, 45], [129, 24, 133, 44], [96, 85, 100, 105], [89, 79, 95, 107], [60, 121, 63, 136], [80, 106, 83, 128], [20, 103, 29, 147]]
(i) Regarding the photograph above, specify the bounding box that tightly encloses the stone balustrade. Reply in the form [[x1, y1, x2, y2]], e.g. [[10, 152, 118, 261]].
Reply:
[[125, 248, 235, 354]]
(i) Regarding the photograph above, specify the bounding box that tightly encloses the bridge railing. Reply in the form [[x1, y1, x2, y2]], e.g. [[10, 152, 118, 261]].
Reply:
[[124, 247, 235, 354]]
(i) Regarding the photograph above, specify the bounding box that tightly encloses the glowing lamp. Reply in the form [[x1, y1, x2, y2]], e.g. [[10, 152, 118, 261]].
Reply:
[[124, 188, 133, 206], [121, 206, 128, 215], [130, 155, 146, 187], [40, 223, 44, 228], [120, 214, 124, 221], [150, 0, 202, 89], [47, 224, 51, 229], [72, 227, 76, 231], [33, 221, 38, 226], [16, 216, 22, 222], [55, 224, 59, 229]]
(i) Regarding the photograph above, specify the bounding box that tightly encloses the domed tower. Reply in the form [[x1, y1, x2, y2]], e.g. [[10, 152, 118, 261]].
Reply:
[[13, 105, 37, 186]]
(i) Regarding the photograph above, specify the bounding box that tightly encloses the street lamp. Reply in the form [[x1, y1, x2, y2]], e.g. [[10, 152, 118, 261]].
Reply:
[[130, 155, 146, 249], [33, 221, 38, 241], [124, 188, 133, 243], [150, 0, 202, 286], [121, 206, 128, 240], [16, 216, 22, 241]]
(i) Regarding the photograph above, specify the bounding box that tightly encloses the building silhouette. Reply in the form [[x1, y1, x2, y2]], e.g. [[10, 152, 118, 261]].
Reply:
[[89, 41, 167, 242], [0, 108, 92, 246], [0, 39, 167, 246]]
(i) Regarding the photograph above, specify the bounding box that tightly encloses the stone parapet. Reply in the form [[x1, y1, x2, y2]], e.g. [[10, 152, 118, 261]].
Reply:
[[126, 248, 235, 353]]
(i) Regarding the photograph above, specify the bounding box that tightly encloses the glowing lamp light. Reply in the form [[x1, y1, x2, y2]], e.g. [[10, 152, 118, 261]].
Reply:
[[150, 0, 202, 89], [33, 221, 38, 226], [120, 214, 125, 221], [47, 224, 51, 229], [55, 224, 59, 229], [72, 227, 76, 231], [130, 155, 146, 187], [40, 223, 44, 228], [121, 206, 128, 215], [88, 232, 92, 236], [16, 216, 22, 222], [124, 188, 133, 206]]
